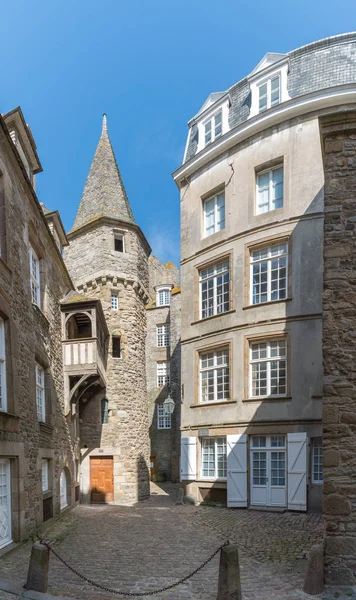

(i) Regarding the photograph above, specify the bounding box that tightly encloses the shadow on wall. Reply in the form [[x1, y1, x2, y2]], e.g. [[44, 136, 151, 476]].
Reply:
[[137, 453, 150, 501], [149, 335, 181, 484]]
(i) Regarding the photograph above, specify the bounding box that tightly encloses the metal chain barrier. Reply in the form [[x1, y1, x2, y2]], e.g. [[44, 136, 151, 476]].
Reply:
[[40, 539, 229, 597]]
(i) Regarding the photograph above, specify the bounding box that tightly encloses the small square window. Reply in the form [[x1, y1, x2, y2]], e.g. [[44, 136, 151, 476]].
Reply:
[[112, 336, 121, 358], [114, 234, 124, 253]]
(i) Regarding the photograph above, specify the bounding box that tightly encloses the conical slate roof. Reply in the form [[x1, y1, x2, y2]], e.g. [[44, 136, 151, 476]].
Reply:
[[71, 115, 134, 232]]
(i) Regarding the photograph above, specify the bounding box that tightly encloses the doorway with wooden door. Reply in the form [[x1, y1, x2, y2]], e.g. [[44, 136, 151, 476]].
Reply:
[[90, 457, 114, 503]]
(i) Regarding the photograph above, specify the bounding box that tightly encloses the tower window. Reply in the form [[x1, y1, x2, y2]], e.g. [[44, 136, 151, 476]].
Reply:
[[101, 399, 109, 424], [111, 293, 118, 310], [114, 233, 124, 253], [112, 336, 121, 358]]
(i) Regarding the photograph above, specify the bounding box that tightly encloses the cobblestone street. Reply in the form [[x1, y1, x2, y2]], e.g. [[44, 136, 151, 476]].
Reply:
[[0, 484, 331, 600]]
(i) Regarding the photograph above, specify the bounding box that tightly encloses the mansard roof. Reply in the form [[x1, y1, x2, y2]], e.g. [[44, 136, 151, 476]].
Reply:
[[70, 115, 134, 233]]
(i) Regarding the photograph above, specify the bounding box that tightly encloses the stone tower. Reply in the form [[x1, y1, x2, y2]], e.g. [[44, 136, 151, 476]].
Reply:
[[64, 115, 151, 504]]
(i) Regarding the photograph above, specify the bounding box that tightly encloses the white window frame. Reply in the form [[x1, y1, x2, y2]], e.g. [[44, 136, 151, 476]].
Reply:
[[312, 438, 323, 484], [249, 62, 290, 119], [42, 459, 49, 492], [157, 403, 171, 429], [203, 109, 223, 146], [60, 471, 68, 510], [199, 347, 230, 403], [256, 166, 284, 215], [250, 242, 288, 305], [203, 191, 225, 238], [29, 245, 40, 306], [36, 363, 45, 422], [258, 74, 281, 113], [111, 293, 118, 311], [193, 97, 230, 157], [156, 286, 171, 307], [0, 318, 7, 412], [114, 233, 125, 253], [156, 324, 170, 347], [200, 260, 230, 319], [157, 361, 170, 387], [249, 339, 287, 399], [201, 437, 227, 480]]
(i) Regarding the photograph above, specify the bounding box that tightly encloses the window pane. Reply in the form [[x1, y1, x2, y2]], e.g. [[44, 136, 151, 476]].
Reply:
[[259, 83, 268, 112], [216, 193, 225, 232], [204, 198, 215, 236], [257, 172, 270, 214], [214, 111, 222, 138], [270, 76, 280, 106], [205, 120, 212, 145], [271, 168, 283, 209]]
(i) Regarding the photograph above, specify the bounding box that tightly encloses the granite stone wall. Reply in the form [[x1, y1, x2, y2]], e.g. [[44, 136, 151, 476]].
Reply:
[[0, 120, 75, 542], [320, 111, 356, 587], [65, 221, 151, 504]]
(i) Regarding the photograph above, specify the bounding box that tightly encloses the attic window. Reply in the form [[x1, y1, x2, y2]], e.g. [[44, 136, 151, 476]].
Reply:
[[258, 75, 280, 113], [114, 233, 124, 253], [204, 110, 222, 146]]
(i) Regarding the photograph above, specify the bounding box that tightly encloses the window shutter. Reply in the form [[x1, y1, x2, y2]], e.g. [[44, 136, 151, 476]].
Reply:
[[227, 434, 247, 507], [180, 437, 196, 481], [287, 432, 307, 511]]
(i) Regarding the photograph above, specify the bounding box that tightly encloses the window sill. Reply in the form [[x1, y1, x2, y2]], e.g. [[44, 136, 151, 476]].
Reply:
[[0, 410, 20, 433], [196, 479, 227, 485], [39, 422, 54, 435], [42, 490, 53, 500], [190, 400, 237, 408], [242, 396, 292, 402], [311, 481, 323, 486], [32, 303, 50, 327], [191, 309, 236, 326], [243, 298, 292, 310]]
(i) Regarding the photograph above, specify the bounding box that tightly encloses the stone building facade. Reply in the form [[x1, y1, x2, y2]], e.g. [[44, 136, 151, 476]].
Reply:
[[320, 112, 356, 587], [146, 257, 181, 482], [0, 107, 181, 549], [174, 33, 356, 512], [0, 107, 77, 549], [64, 116, 181, 504]]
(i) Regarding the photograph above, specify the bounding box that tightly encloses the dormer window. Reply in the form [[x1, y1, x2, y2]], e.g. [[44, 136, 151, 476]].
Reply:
[[249, 61, 290, 119], [258, 75, 280, 113], [191, 96, 230, 157], [204, 110, 222, 146], [156, 286, 171, 307]]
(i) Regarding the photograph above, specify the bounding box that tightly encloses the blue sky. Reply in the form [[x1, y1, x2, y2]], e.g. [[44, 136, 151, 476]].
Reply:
[[1, 1, 355, 266]]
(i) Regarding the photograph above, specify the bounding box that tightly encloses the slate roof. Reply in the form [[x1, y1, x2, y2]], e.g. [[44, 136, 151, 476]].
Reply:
[[71, 115, 134, 232], [183, 32, 356, 164]]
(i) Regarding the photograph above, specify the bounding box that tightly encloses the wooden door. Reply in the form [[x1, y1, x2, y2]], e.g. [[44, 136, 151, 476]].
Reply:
[[90, 457, 114, 503]]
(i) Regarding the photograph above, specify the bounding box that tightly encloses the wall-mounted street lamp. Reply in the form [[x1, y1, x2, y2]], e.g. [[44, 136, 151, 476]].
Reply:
[[163, 393, 175, 416]]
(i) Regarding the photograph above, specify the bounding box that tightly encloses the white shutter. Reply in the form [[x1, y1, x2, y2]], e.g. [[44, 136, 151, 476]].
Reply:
[[227, 434, 247, 507], [287, 432, 307, 512], [180, 437, 197, 481]]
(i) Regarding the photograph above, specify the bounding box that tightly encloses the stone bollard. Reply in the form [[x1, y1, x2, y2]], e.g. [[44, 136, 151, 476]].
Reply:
[[25, 541, 50, 593], [175, 487, 184, 505], [216, 543, 242, 600], [303, 544, 324, 596]]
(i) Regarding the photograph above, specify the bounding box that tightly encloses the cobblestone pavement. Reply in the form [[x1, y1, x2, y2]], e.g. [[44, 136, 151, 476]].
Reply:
[[0, 483, 348, 600]]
